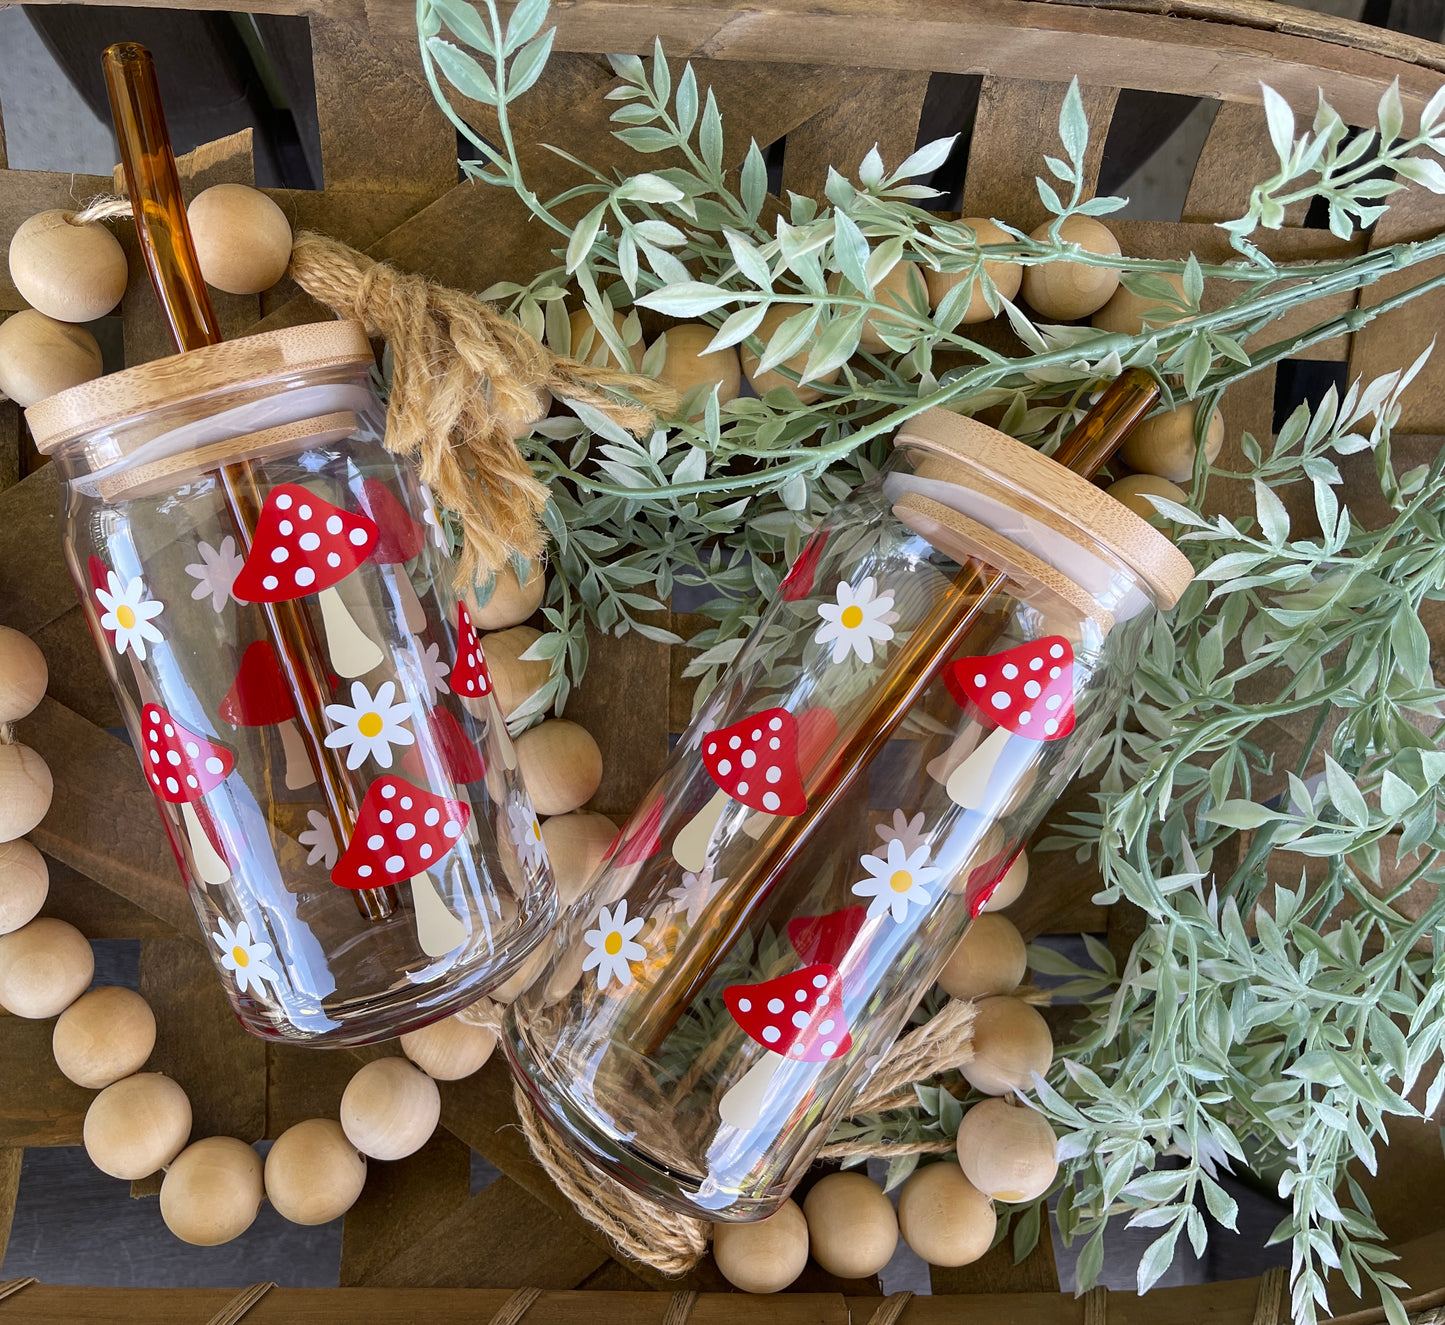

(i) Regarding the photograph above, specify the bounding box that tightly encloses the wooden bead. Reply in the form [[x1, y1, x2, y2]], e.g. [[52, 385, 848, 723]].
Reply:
[[489, 935, 554, 1004], [400, 1012, 496, 1081], [829, 262, 918, 352], [264, 1118, 366, 1224], [741, 303, 840, 404], [1119, 402, 1224, 484], [1106, 474, 1189, 524], [513, 719, 603, 816], [8, 210, 127, 322], [340, 1057, 441, 1161], [958, 996, 1053, 1097], [980, 848, 1028, 913], [187, 185, 293, 295], [653, 323, 741, 417], [483, 626, 551, 718], [926, 219, 1022, 324], [937, 914, 1027, 1001], [0, 627, 47, 722], [83, 1072, 192, 1179], [1092, 271, 1187, 335], [160, 1136, 264, 1245], [471, 564, 545, 630], [712, 1197, 809, 1292], [802, 1171, 899, 1279], [0, 743, 53, 842], [53, 986, 157, 1088], [568, 307, 639, 370], [956, 1098, 1059, 1203], [897, 1161, 995, 1267], [0, 310, 103, 407], [1021, 216, 1121, 321], [539, 811, 616, 905], [0, 917, 93, 1018], [0, 837, 48, 935]]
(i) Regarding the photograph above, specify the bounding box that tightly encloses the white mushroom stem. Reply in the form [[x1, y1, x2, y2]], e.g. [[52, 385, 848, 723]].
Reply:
[[410, 870, 468, 958], [180, 802, 231, 886], [945, 725, 1016, 813], [279, 719, 317, 791], [925, 721, 983, 786], [672, 787, 730, 873], [718, 1051, 782, 1129], [317, 585, 384, 679], [454, 782, 480, 846], [389, 567, 427, 635]]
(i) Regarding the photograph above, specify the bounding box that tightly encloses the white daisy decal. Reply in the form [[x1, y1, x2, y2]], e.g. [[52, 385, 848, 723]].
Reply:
[[323, 680, 416, 769], [299, 809, 338, 869], [876, 809, 929, 857], [814, 577, 898, 665], [852, 838, 942, 924], [211, 916, 281, 998], [419, 639, 450, 706], [507, 798, 548, 871], [668, 866, 724, 926], [184, 537, 244, 613], [419, 483, 448, 549], [582, 900, 647, 990], [95, 571, 165, 661]]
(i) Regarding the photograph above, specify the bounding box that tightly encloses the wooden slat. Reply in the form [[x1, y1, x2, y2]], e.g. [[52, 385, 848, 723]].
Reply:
[[0, 1148, 23, 1264], [20, 697, 194, 938], [265, 1041, 390, 1139], [780, 70, 932, 201], [929, 1218, 1060, 1294], [961, 78, 1119, 234], [0, 402, 20, 493], [340, 1127, 473, 1286], [29, 607, 121, 731], [1181, 101, 1310, 227], [0, 465, 70, 638], [39, 856, 176, 940], [0, 1016, 92, 1147]]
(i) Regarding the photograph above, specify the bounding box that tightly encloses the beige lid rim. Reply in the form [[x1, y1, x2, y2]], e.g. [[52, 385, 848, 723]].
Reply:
[[894, 407, 1196, 609], [26, 320, 374, 454]]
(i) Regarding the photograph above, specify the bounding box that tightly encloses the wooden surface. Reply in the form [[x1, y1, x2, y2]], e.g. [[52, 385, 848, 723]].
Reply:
[[3, 0, 1445, 1309]]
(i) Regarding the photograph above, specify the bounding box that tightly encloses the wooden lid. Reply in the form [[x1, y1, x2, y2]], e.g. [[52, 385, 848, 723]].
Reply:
[[894, 408, 1195, 609], [26, 321, 373, 454]]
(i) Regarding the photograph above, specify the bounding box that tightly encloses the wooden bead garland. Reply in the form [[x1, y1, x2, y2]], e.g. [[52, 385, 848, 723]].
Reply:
[[980, 847, 1028, 912], [8, 209, 127, 322], [264, 1118, 367, 1225], [187, 184, 294, 295], [0, 837, 48, 935], [1107, 474, 1189, 523], [711, 1197, 810, 1292], [0, 917, 94, 1018], [400, 1012, 497, 1081], [955, 1097, 1059, 1203], [482, 625, 551, 718], [83, 1072, 193, 1179], [160, 1136, 265, 1245], [540, 811, 617, 904], [0, 741, 54, 842], [0, 626, 48, 721], [53, 986, 158, 1088], [1119, 401, 1225, 484], [470, 563, 546, 630], [802, 1171, 899, 1279], [1093, 270, 1188, 336], [339, 1057, 442, 1161], [896, 1161, 995, 1267], [958, 995, 1054, 1097], [653, 322, 742, 416], [0, 310, 104, 408], [742, 303, 840, 403], [937, 913, 1027, 1001], [925, 218, 1023, 324], [513, 719, 603, 816], [1021, 216, 1121, 320]]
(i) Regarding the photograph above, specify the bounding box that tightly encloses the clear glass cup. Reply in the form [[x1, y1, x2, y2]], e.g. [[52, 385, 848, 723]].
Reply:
[[29, 322, 556, 1045], [506, 406, 1192, 1219]]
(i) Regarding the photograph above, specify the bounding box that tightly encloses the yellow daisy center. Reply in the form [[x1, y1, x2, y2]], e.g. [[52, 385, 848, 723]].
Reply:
[[840, 604, 864, 629], [531, 822, 542, 841], [889, 869, 913, 893], [115, 604, 137, 629], [604, 931, 623, 955], [232, 945, 250, 967], [357, 711, 384, 738]]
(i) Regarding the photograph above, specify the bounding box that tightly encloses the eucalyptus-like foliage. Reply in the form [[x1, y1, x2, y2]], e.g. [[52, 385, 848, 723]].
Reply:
[[416, 2, 1445, 1317]]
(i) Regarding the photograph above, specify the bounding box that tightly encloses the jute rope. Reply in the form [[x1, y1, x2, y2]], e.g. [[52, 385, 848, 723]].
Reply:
[[510, 997, 982, 1275], [64, 204, 679, 588]]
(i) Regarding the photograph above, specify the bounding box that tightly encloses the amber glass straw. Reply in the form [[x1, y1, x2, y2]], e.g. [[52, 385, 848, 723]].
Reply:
[[630, 368, 1161, 1052], [102, 43, 394, 921]]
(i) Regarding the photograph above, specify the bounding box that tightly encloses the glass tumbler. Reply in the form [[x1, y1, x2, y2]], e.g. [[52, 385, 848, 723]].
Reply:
[[506, 405, 1193, 1218], [28, 321, 556, 1045]]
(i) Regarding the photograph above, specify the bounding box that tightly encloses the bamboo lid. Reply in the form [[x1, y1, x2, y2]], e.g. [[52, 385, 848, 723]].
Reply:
[[25, 321, 373, 454], [894, 408, 1196, 609]]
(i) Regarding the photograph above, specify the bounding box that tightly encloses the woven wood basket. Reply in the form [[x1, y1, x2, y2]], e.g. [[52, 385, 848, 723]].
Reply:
[[3, 0, 1445, 1319]]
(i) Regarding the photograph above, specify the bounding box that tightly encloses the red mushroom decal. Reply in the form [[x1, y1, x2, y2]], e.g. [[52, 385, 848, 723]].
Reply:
[[219, 641, 317, 790], [360, 478, 428, 635], [140, 703, 234, 887], [332, 775, 470, 957], [231, 483, 383, 679], [742, 704, 836, 840], [786, 905, 867, 967], [940, 636, 1077, 812], [449, 602, 493, 709], [672, 708, 806, 873], [401, 706, 486, 846], [779, 525, 830, 602], [720, 962, 852, 1128]]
